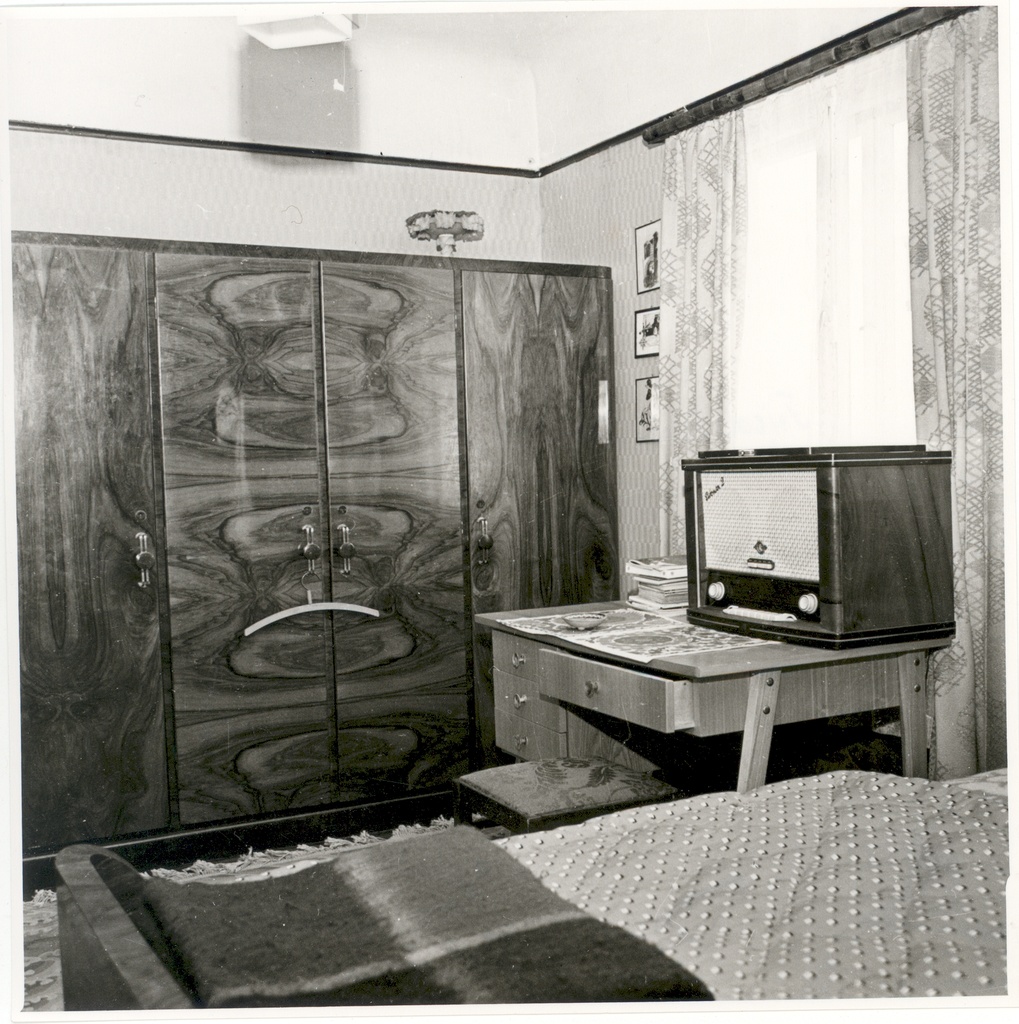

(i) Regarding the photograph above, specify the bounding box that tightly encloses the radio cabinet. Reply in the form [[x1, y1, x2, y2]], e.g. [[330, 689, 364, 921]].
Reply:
[[683, 446, 955, 648]]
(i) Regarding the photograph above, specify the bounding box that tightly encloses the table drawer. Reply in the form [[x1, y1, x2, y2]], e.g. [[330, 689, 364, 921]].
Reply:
[[494, 668, 566, 732], [492, 631, 540, 682], [495, 709, 569, 760], [539, 649, 695, 733]]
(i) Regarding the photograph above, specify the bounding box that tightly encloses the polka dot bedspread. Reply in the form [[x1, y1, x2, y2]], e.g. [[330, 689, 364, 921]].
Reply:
[[496, 770, 1008, 1000]]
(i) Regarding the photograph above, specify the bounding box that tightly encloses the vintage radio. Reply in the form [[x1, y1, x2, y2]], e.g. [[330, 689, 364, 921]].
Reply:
[[682, 446, 955, 648]]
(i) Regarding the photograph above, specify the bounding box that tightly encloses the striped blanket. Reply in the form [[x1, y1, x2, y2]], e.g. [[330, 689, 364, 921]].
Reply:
[[144, 824, 712, 1007]]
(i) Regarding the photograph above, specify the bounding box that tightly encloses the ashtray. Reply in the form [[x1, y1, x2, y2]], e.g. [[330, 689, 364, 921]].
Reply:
[[561, 612, 608, 631]]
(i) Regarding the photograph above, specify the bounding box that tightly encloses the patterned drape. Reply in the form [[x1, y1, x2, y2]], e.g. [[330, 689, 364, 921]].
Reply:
[[657, 113, 747, 555], [907, 7, 1006, 777]]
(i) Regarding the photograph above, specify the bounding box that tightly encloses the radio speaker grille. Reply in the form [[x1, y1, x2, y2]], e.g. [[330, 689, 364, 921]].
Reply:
[[701, 470, 819, 582]]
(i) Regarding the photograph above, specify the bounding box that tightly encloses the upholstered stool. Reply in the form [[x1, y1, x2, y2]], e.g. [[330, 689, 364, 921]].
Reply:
[[453, 757, 678, 834]]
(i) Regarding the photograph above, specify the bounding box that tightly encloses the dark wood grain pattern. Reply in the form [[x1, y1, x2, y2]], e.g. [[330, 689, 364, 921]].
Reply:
[[13, 243, 169, 851], [322, 263, 469, 797], [155, 254, 336, 823], [829, 462, 955, 632], [462, 271, 619, 764]]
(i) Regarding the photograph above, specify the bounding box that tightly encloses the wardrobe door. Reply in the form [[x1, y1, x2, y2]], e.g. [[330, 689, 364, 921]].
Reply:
[[13, 243, 169, 851], [155, 254, 335, 824], [321, 263, 469, 801], [462, 271, 618, 764]]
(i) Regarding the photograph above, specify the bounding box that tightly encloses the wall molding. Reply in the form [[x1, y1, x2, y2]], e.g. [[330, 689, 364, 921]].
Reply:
[[7, 120, 541, 179]]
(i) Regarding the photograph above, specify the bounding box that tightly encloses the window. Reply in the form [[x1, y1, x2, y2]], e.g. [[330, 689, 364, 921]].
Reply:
[[730, 44, 915, 448]]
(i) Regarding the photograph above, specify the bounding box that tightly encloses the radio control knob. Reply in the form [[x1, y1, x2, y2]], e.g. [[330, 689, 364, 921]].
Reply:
[[707, 581, 726, 602], [798, 593, 819, 615]]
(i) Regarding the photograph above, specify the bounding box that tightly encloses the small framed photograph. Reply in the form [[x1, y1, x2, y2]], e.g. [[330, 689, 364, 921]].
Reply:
[[635, 219, 661, 294], [635, 375, 660, 442], [634, 307, 660, 358]]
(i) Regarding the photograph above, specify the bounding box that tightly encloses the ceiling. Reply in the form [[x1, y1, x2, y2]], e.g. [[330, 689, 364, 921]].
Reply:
[[2, 3, 902, 169]]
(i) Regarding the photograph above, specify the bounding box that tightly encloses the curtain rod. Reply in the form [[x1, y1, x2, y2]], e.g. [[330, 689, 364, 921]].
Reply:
[[642, 6, 975, 145]]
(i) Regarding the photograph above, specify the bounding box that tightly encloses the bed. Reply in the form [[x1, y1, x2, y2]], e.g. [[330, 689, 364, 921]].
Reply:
[[54, 768, 1008, 1008]]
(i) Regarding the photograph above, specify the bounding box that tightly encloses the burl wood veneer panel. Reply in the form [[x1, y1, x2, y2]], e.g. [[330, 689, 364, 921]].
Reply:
[[321, 263, 469, 796], [14, 243, 169, 850], [155, 254, 335, 823], [462, 271, 619, 763]]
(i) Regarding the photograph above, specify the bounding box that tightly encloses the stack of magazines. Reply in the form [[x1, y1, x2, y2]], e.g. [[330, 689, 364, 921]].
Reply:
[[624, 555, 689, 610]]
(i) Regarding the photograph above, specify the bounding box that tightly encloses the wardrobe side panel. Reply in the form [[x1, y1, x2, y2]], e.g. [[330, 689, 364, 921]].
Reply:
[[155, 254, 335, 824], [321, 263, 469, 799], [462, 271, 618, 765], [14, 243, 170, 850]]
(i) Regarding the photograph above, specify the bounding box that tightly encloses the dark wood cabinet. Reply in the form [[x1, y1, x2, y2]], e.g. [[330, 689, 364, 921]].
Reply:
[[321, 262, 469, 802], [154, 254, 335, 824], [13, 243, 170, 850], [13, 236, 617, 855], [462, 271, 618, 764]]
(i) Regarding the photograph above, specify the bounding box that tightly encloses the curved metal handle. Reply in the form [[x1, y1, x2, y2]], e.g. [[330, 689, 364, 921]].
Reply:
[[514, 734, 528, 751], [511, 651, 527, 669], [512, 693, 528, 709], [475, 516, 493, 565], [336, 524, 357, 575], [243, 602, 380, 637], [584, 680, 600, 698], [134, 532, 155, 588]]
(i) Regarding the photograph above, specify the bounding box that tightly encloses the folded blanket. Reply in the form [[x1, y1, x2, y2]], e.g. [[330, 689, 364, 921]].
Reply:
[[144, 825, 712, 1007]]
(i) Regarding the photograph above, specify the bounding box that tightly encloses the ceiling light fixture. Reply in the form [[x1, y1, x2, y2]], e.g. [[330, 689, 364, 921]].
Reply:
[[238, 6, 354, 49]]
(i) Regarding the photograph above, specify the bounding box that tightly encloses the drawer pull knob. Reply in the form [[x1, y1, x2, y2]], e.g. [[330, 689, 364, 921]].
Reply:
[[512, 693, 528, 708], [514, 735, 528, 750], [584, 680, 599, 697], [512, 652, 527, 668]]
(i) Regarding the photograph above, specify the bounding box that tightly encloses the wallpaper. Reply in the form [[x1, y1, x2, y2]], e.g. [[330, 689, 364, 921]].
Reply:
[[6, 131, 542, 260]]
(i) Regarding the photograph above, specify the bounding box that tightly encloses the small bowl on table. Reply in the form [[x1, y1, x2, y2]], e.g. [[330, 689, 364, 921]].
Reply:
[[561, 611, 608, 631]]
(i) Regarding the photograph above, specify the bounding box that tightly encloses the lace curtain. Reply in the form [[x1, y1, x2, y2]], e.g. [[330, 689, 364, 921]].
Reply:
[[657, 113, 746, 556], [907, 7, 1006, 777]]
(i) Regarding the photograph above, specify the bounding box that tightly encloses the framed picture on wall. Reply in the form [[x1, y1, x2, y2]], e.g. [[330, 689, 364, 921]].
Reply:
[[635, 219, 661, 294], [634, 307, 661, 357], [635, 375, 660, 442]]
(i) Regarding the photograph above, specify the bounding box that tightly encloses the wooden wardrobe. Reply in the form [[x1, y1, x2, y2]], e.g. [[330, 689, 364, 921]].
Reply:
[[12, 235, 618, 857]]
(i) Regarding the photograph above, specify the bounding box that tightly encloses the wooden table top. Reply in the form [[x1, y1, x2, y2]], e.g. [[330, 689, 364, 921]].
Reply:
[[476, 602, 951, 681]]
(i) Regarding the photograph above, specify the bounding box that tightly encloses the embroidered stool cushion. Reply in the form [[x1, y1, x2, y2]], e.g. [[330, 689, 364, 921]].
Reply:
[[454, 757, 678, 833]]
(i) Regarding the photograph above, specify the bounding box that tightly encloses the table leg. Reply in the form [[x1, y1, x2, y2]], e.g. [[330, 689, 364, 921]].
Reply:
[[897, 650, 929, 778], [736, 670, 781, 793]]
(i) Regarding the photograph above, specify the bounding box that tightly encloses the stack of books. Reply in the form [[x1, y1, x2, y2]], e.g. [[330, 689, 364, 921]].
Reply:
[[624, 555, 689, 611]]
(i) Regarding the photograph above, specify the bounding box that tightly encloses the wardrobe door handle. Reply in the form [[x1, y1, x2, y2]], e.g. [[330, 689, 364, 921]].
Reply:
[[134, 532, 156, 588], [336, 524, 357, 575], [299, 524, 321, 562], [511, 651, 527, 669], [476, 516, 493, 564], [584, 680, 599, 698], [512, 693, 528, 709]]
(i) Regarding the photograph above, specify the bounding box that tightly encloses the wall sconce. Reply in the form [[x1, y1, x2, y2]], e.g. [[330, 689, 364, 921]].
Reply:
[[406, 210, 485, 256], [239, 6, 354, 49]]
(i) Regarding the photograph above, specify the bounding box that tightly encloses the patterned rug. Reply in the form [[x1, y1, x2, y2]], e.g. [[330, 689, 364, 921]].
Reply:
[[21, 817, 455, 1012]]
